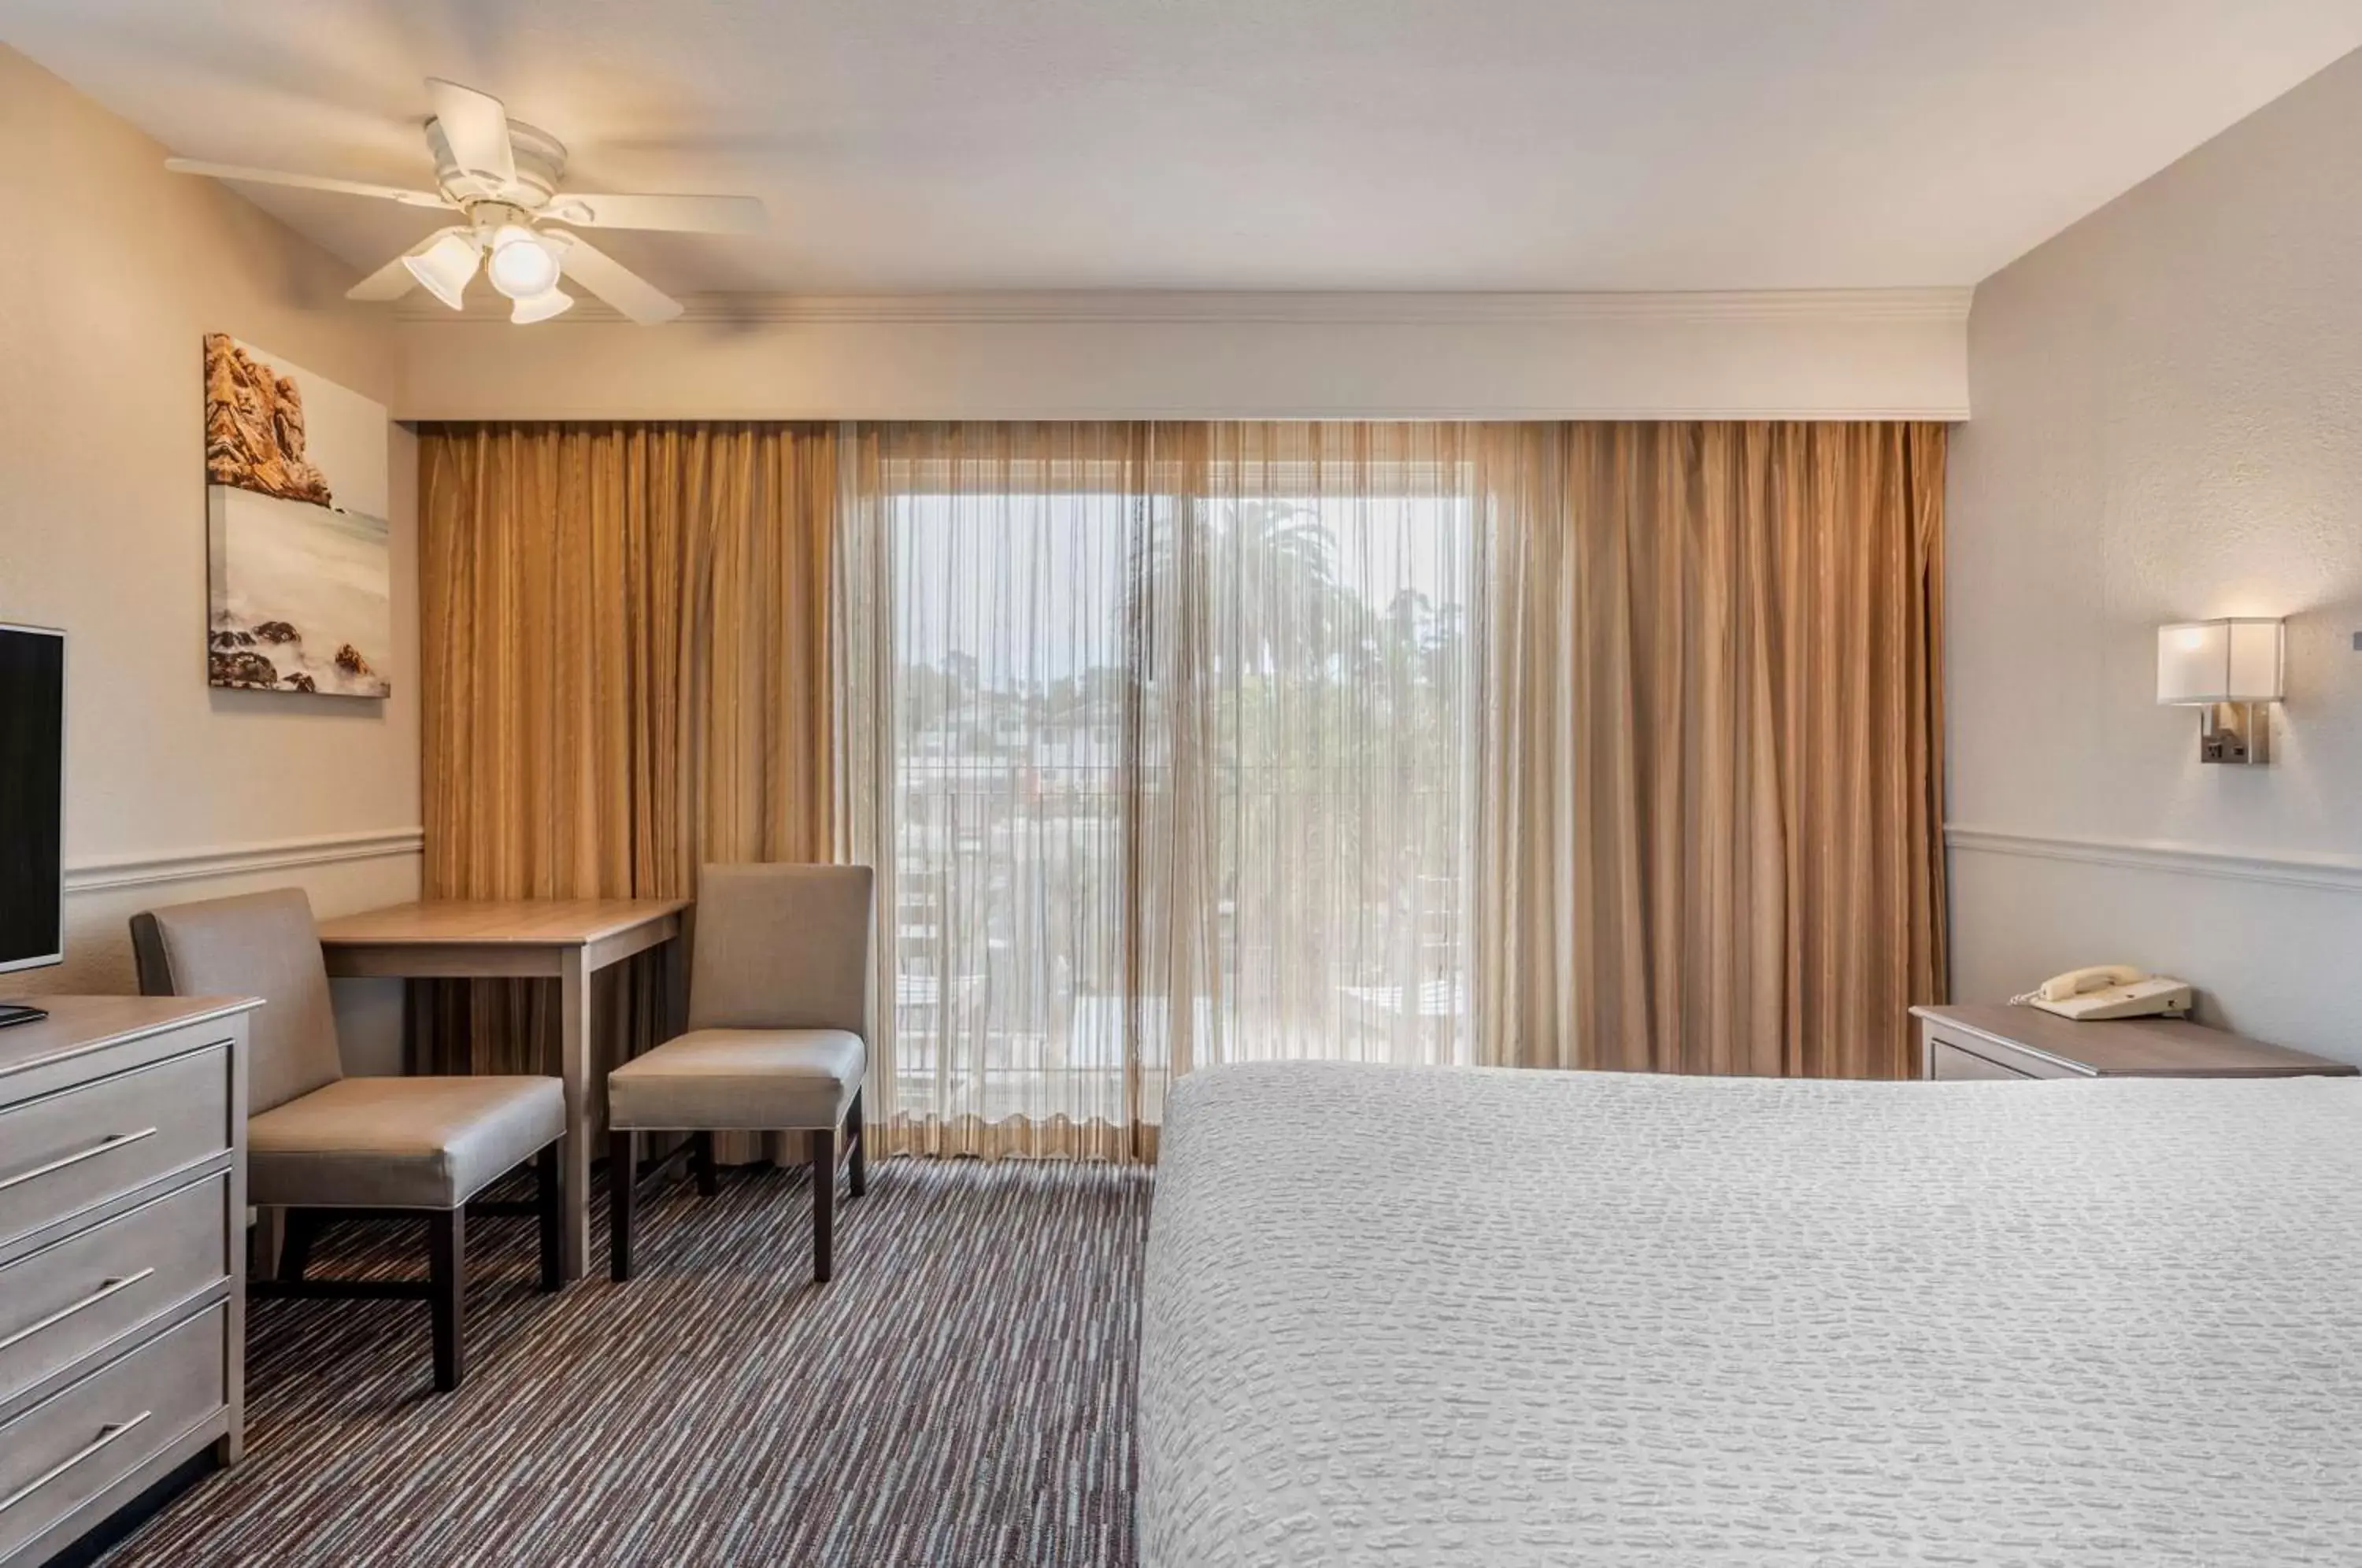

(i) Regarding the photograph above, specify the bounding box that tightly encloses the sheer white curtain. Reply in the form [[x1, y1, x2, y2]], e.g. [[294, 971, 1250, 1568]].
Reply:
[[1161, 423, 1483, 1076], [838, 422, 1485, 1159]]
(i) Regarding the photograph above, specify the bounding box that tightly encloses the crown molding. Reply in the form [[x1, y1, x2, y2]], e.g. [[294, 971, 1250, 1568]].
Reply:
[[401, 402, 1968, 423], [1945, 826, 2362, 897], [391, 287, 1974, 329], [64, 827, 425, 895]]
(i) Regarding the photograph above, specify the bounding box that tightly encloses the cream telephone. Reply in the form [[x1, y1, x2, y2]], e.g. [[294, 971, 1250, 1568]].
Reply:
[[2012, 965, 2194, 1022]]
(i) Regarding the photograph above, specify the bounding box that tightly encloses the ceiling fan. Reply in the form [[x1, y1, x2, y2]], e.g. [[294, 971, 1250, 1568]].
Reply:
[[166, 79, 764, 325]]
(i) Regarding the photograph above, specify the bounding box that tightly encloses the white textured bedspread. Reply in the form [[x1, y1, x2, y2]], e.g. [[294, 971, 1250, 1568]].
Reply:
[[1138, 1061, 2362, 1567]]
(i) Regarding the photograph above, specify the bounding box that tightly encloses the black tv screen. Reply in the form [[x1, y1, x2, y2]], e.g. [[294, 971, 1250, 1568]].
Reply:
[[0, 626, 64, 973]]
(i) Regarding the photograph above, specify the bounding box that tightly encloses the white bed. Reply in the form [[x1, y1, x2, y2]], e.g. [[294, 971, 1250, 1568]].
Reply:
[[1138, 1060, 2362, 1566]]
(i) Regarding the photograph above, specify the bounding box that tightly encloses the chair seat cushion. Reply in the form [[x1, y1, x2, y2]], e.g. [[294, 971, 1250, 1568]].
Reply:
[[248, 1075, 565, 1210], [608, 1029, 864, 1132]]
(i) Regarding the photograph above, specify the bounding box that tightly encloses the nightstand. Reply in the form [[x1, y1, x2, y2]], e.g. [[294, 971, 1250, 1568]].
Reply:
[[1911, 1003, 2359, 1081]]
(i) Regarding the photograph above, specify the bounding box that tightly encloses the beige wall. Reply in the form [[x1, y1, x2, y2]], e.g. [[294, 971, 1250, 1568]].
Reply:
[[1947, 49, 2362, 1060], [392, 290, 1971, 423], [0, 48, 418, 1070]]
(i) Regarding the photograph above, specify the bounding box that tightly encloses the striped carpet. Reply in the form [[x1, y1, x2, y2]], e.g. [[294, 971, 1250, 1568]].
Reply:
[[101, 1159, 1153, 1567]]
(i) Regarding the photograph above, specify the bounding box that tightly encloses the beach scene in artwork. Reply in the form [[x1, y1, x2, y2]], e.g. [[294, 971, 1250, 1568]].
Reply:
[[203, 334, 392, 698]]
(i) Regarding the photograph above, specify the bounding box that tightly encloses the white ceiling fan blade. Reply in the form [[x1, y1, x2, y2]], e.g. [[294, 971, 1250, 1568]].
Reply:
[[548, 231, 683, 324], [546, 230, 683, 324], [427, 77, 516, 184], [344, 227, 470, 301], [344, 255, 417, 302], [542, 193, 766, 235], [164, 159, 451, 209]]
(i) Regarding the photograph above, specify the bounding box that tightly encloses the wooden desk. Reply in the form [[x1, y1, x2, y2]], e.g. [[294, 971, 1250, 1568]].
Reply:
[[317, 900, 689, 1281], [1912, 1002, 2359, 1081]]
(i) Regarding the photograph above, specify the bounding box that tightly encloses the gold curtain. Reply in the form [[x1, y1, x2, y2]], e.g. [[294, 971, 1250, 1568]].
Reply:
[[416, 423, 837, 1157], [417, 417, 1943, 1170], [1475, 422, 1949, 1079]]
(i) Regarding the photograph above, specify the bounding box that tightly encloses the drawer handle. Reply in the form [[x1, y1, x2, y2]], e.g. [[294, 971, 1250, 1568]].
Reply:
[[0, 1129, 160, 1195], [0, 1269, 157, 1355], [0, 1411, 153, 1516]]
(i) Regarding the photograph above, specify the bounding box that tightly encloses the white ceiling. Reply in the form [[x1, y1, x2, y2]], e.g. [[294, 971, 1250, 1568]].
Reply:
[[7, 1, 2361, 294]]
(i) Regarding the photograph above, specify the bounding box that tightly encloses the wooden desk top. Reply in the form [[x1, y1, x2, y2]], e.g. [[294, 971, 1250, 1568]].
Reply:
[[1912, 1002, 2358, 1078], [317, 898, 690, 949], [0, 994, 262, 1081]]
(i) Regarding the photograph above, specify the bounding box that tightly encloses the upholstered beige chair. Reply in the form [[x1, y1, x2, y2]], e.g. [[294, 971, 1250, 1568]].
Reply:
[[131, 888, 565, 1392], [606, 864, 872, 1283]]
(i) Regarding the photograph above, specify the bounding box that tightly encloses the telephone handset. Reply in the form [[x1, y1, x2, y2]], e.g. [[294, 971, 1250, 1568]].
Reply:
[[2011, 965, 2194, 1021]]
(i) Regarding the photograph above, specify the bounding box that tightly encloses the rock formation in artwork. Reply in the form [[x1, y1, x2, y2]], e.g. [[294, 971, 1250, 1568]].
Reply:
[[203, 333, 332, 505], [333, 644, 374, 678], [209, 649, 280, 688]]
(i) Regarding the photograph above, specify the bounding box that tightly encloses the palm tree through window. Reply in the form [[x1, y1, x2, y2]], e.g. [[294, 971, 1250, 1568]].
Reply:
[[869, 423, 1478, 1154]]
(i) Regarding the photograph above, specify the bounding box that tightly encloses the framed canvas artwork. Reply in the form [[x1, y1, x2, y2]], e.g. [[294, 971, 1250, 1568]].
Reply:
[[203, 333, 392, 697]]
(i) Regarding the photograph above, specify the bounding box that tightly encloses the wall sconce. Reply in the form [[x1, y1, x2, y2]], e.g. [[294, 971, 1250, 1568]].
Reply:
[[2157, 618, 2284, 764]]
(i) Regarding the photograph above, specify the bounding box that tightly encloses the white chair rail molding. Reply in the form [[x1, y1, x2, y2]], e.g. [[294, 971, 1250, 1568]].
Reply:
[[2157, 617, 2286, 765]]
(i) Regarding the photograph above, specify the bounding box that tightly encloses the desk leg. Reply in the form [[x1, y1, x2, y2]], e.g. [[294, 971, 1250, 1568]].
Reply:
[[557, 947, 593, 1282]]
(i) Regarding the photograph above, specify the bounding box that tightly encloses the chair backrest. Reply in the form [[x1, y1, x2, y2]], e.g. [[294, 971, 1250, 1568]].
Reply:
[[689, 864, 875, 1037], [130, 887, 343, 1115]]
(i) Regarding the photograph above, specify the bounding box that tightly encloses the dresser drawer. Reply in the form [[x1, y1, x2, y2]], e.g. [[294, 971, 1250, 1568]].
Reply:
[[0, 1303, 226, 1562], [0, 1174, 231, 1407], [0, 1044, 231, 1250], [1928, 1039, 2033, 1081]]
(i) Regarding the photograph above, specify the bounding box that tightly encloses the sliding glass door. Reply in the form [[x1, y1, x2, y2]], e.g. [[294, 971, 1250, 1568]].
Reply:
[[845, 423, 1479, 1159], [1184, 427, 1479, 1077]]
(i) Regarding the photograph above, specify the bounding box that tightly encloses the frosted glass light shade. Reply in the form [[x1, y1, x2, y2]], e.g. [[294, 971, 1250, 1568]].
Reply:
[[2157, 618, 2283, 704], [509, 287, 574, 324], [487, 226, 562, 300], [402, 231, 481, 310]]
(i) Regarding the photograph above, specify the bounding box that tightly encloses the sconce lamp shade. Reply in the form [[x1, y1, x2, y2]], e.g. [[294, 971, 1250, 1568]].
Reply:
[[2157, 618, 2284, 704]]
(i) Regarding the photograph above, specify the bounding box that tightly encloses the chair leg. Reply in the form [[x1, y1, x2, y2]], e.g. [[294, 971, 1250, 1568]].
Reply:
[[251, 1207, 287, 1280], [692, 1131, 718, 1198], [847, 1089, 866, 1199], [428, 1209, 465, 1393], [609, 1130, 638, 1282], [809, 1127, 835, 1284], [279, 1210, 321, 1283], [536, 1142, 565, 1292]]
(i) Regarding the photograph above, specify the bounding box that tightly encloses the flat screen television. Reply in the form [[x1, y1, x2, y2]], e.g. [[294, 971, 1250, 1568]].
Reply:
[[0, 623, 64, 1026]]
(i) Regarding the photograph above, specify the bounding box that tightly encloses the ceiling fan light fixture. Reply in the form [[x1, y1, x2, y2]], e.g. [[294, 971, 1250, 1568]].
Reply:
[[509, 287, 575, 325], [172, 79, 740, 328], [487, 224, 562, 300], [402, 230, 481, 309]]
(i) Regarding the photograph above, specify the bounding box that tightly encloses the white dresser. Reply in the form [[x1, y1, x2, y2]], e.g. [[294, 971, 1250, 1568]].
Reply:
[[0, 996, 255, 1568]]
